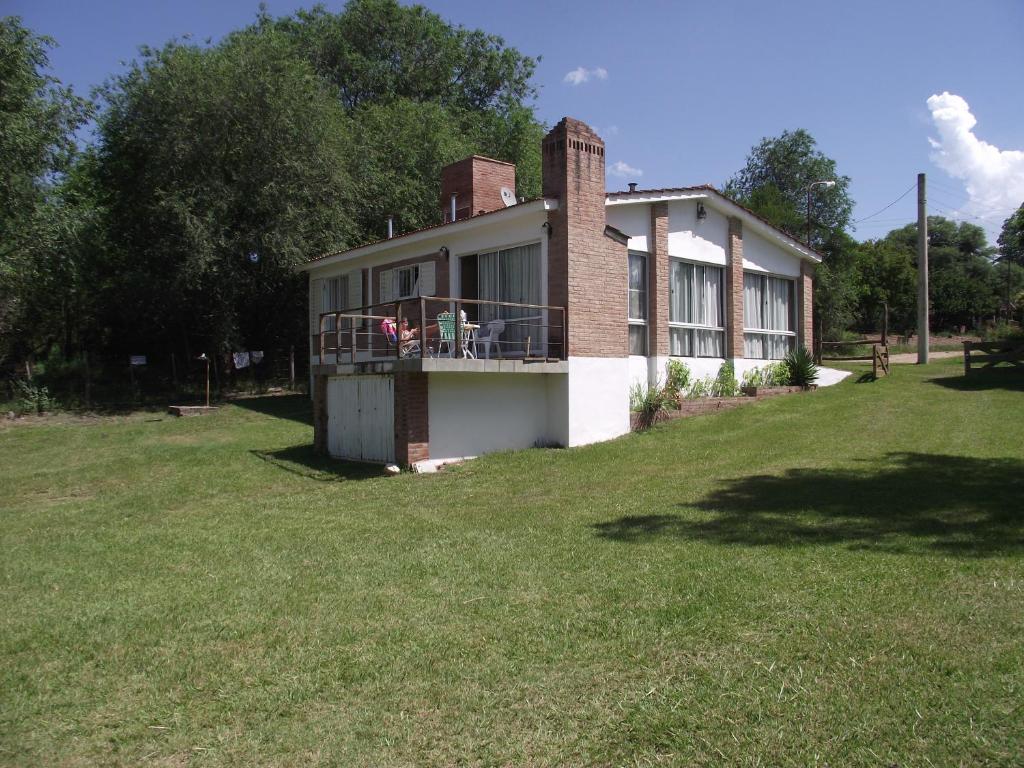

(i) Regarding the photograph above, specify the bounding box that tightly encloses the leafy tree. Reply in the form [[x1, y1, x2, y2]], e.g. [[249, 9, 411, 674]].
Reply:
[[724, 129, 853, 248], [93, 28, 357, 360], [0, 16, 90, 362], [852, 239, 917, 335], [997, 202, 1024, 266]]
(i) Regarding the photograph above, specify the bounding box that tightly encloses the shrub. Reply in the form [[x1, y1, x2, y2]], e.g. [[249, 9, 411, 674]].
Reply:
[[783, 346, 819, 388], [712, 361, 740, 397], [741, 367, 765, 388], [14, 379, 57, 414], [664, 359, 691, 401], [629, 380, 669, 430], [685, 376, 714, 399], [765, 361, 790, 386]]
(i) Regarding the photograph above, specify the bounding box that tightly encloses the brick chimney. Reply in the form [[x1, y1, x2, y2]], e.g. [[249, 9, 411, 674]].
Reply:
[[440, 156, 516, 222], [542, 118, 627, 358]]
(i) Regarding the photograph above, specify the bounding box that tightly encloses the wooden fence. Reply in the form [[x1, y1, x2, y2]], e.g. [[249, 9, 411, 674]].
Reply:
[[817, 337, 890, 378], [963, 340, 1024, 374]]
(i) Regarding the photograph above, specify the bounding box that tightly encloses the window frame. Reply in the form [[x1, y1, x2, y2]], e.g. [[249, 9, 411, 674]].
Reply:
[[395, 265, 420, 300], [742, 270, 797, 360], [627, 250, 648, 356], [668, 258, 725, 358]]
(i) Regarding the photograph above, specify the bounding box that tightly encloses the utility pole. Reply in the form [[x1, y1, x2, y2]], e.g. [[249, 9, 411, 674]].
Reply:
[[917, 173, 929, 364]]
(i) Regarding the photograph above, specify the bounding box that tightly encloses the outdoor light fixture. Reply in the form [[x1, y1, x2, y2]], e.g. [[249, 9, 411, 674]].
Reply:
[[541, 221, 552, 239], [439, 246, 450, 261], [696, 202, 707, 222]]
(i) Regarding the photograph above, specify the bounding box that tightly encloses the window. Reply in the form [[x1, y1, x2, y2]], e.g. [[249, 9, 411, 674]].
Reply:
[[743, 272, 795, 359], [669, 261, 724, 357], [628, 251, 647, 355], [396, 265, 419, 299], [478, 243, 542, 353], [321, 275, 348, 332]]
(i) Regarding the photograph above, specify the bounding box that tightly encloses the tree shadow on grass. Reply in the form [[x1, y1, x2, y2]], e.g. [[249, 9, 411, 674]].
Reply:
[[250, 445, 385, 482], [231, 394, 312, 425], [593, 453, 1024, 557], [927, 367, 1024, 393]]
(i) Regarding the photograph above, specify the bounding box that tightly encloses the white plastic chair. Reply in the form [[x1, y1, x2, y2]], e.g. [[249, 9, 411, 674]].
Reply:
[[476, 318, 505, 359]]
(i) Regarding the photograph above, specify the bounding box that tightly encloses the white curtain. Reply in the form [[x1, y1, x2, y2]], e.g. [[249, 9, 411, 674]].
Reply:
[[743, 273, 762, 329], [703, 266, 722, 327], [767, 276, 791, 332], [477, 243, 541, 352]]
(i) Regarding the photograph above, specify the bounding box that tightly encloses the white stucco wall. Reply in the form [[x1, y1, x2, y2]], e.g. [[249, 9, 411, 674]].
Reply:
[[667, 199, 729, 266], [742, 226, 802, 277], [566, 357, 631, 447], [605, 204, 651, 253], [427, 372, 567, 460]]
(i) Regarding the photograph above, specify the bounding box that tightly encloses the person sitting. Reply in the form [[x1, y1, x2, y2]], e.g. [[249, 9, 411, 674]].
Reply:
[[398, 318, 420, 356]]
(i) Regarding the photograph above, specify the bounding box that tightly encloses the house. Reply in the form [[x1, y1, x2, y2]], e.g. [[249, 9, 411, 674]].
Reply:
[[299, 118, 822, 470]]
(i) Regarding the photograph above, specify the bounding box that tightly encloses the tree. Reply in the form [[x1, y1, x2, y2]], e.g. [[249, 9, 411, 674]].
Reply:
[[998, 203, 1024, 266], [93, 28, 357, 360], [724, 129, 853, 248], [0, 17, 90, 362]]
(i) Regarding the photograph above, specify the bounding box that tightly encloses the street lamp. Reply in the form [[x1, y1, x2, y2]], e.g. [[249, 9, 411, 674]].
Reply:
[[806, 180, 836, 247], [197, 353, 210, 407]]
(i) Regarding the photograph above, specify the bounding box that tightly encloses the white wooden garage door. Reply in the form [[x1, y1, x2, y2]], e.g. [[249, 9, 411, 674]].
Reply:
[[326, 375, 395, 463]]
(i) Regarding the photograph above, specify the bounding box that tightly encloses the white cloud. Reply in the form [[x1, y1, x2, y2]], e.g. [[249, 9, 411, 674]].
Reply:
[[563, 66, 608, 86], [927, 92, 1024, 240], [603, 125, 619, 137], [609, 160, 643, 178]]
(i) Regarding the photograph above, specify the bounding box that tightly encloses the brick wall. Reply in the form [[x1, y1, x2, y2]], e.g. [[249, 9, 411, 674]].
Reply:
[[799, 260, 814, 350], [542, 118, 627, 358], [440, 156, 516, 222], [394, 372, 429, 466], [726, 217, 745, 358], [649, 203, 670, 356]]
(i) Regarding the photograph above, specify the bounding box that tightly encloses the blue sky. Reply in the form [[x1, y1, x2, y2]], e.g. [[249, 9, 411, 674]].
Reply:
[[11, 0, 1024, 243]]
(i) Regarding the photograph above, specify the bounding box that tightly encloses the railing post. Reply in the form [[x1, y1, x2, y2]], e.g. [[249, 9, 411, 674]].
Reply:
[[395, 301, 401, 359], [350, 314, 357, 365], [335, 312, 341, 363], [420, 296, 427, 359], [561, 307, 568, 360], [318, 314, 325, 361], [455, 299, 463, 358]]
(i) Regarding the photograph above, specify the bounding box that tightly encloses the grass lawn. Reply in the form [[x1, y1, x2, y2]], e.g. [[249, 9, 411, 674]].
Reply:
[[1, 358, 1022, 766]]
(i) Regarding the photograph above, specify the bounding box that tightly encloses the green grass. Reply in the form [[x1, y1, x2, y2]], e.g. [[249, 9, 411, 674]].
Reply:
[[2, 360, 1022, 766]]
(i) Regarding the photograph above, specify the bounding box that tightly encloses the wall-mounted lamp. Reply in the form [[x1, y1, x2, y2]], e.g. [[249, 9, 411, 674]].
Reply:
[[439, 246, 450, 261], [541, 221, 552, 239], [696, 202, 707, 222]]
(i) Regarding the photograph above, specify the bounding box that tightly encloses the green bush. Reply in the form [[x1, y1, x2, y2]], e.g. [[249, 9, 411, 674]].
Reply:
[[629, 380, 670, 430], [664, 359, 691, 401], [13, 379, 57, 414], [783, 347, 819, 388], [713, 361, 740, 397], [684, 376, 714, 399]]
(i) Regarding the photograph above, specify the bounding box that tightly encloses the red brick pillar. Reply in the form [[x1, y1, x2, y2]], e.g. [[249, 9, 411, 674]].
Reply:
[[649, 202, 670, 356], [312, 374, 328, 454], [394, 372, 429, 467], [726, 217, 745, 358], [799, 261, 814, 350]]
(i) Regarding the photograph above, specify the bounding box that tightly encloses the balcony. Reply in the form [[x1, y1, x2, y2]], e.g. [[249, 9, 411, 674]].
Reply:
[[312, 296, 567, 375]]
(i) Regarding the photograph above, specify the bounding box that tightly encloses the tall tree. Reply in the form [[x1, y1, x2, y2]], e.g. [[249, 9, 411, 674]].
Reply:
[[724, 128, 853, 248], [94, 28, 357, 359], [0, 16, 90, 362], [997, 202, 1024, 266]]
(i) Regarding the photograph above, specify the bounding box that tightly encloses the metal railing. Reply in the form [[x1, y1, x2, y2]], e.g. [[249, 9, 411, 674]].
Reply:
[[315, 296, 566, 365]]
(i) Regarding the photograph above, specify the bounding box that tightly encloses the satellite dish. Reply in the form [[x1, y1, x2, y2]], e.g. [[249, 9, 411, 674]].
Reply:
[[500, 187, 516, 207]]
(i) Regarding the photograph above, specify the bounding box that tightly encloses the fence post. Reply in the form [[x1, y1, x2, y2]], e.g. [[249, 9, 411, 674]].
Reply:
[[963, 341, 971, 376], [289, 345, 295, 388]]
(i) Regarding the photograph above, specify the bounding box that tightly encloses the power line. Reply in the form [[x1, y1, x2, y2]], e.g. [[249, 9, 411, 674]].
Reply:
[[853, 182, 917, 224]]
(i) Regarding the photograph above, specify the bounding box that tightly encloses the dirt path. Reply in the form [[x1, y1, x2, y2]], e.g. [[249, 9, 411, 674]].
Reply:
[[888, 350, 962, 364]]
